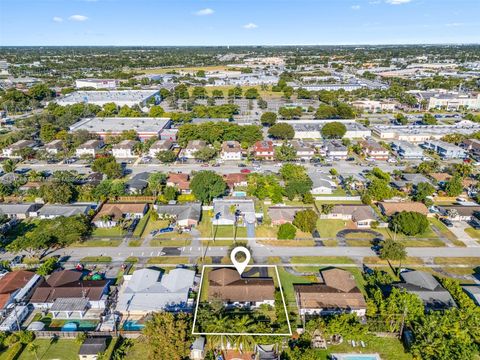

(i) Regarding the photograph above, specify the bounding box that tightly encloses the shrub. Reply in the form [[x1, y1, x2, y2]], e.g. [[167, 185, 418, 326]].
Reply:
[[277, 223, 297, 240]]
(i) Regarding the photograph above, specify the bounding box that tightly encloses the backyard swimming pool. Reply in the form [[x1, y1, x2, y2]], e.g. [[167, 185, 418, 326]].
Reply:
[[122, 320, 145, 331]]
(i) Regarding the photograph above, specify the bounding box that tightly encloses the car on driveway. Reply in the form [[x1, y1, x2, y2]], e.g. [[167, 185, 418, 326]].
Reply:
[[159, 227, 174, 233], [440, 218, 454, 227]]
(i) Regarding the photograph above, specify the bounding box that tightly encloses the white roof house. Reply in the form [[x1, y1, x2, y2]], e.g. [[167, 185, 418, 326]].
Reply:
[[116, 268, 195, 316]]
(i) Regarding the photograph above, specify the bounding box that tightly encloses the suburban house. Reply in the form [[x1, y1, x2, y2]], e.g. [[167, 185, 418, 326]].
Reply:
[[291, 140, 315, 160], [148, 139, 173, 157], [125, 172, 149, 194], [184, 140, 207, 159], [0, 270, 41, 314], [310, 174, 337, 195], [37, 204, 92, 219], [45, 139, 63, 155], [167, 172, 191, 194], [1, 140, 36, 158], [391, 173, 431, 191], [324, 140, 348, 160], [392, 270, 456, 311], [212, 198, 257, 227], [359, 139, 389, 160], [116, 268, 195, 317], [155, 202, 202, 227], [30, 270, 110, 310], [208, 268, 275, 308], [438, 205, 480, 221], [294, 268, 367, 317], [0, 203, 42, 219], [92, 203, 148, 228], [220, 141, 242, 161], [76, 140, 104, 157], [112, 140, 137, 158], [253, 141, 274, 160], [78, 337, 108, 360], [321, 204, 379, 228], [268, 206, 309, 226], [378, 201, 429, 217], [223, 173, 248, 191]]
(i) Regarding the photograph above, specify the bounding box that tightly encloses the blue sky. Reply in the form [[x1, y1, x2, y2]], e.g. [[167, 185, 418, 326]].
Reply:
[[0, 0, 479, 46]]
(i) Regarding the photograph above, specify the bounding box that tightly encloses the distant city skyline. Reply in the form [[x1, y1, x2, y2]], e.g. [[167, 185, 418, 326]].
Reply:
[[1, 0, 479, 46]]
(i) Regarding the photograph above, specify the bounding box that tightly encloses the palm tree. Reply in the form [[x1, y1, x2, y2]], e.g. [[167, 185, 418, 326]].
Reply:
[[28, 343, 39, 360], [2, 159, 17, 173], [205, 316, 232, 350], [231, 316, 255, 352]]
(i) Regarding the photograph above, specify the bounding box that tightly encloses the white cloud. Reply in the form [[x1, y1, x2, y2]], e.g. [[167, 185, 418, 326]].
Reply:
[[243, 23, 258, 30], [194, 8, 214, 16], [69, 14, 89, 22], [385, 0, 412, 4], [351, 5, 361, 10], [52, 16, 63, 23]]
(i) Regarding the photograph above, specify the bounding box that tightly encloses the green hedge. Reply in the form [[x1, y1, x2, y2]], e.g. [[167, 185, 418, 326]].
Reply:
[[0, 342, 23, 360]]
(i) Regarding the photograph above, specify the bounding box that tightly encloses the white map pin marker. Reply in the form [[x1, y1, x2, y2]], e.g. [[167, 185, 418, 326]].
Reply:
[[230, 246, 251, 275]]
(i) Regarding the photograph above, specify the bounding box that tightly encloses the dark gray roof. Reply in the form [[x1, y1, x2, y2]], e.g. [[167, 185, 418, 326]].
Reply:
[[126, 172, 150, 190], [38, 204, 91, 217], [79, 337, 107, 355], [156, 202, 201, 222]]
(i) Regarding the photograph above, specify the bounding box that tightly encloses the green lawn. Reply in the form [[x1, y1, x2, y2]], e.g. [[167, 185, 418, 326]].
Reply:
[[316, 219, 349, 239], [91, 226, 125, 237], [465, 227, 480, 241], [290, 256, 355, 264], [17, 339, 81, 360], [146, 256, 189, 264], [80, 256, 112, 263], [140, 219, 169, 238], [132, 211, 151, 237], [72, 239, 121, 247], [277, 266, 317, 312]]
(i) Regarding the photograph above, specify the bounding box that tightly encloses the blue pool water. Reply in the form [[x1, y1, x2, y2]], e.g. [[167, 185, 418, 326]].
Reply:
[[61, 322, 78, 331], [123, 320, 144, 331]]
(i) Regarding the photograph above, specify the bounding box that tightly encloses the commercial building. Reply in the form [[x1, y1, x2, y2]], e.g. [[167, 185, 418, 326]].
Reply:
[[75, 79, 119, 90], [372, 121, 480, 142], [422, 140, 467, 159], [391, 141, 424, 159], [69, 117, 171, 141], [351, 100, 396, 113], [409, 90, 480, 111], [57, 90, 160, 107], [279, 120, 371, 140]]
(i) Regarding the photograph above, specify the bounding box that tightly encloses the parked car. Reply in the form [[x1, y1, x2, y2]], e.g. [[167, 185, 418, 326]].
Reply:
[[240, 169, 251, 174], [10, 255, 24, 267], [440, 218, 454, 227], [159, 227, 174, 233]]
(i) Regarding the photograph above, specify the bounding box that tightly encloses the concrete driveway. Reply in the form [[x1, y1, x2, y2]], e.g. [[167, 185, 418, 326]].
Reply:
[[449, 221, 480, 247]]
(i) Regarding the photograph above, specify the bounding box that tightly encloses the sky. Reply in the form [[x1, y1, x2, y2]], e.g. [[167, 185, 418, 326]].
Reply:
[[0, 0, 479, 46]]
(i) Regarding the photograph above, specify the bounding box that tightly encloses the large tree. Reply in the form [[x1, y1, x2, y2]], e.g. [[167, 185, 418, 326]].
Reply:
[[293, 209, 318, 233], [260, 112, 277, 126], [143, 312, 192, 360], [321, 122, 347, 139], [268, 123, 295, 140], [190, 171, 226, 203], [389, 211, 429, 236], [379, 238, 407, 275]]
